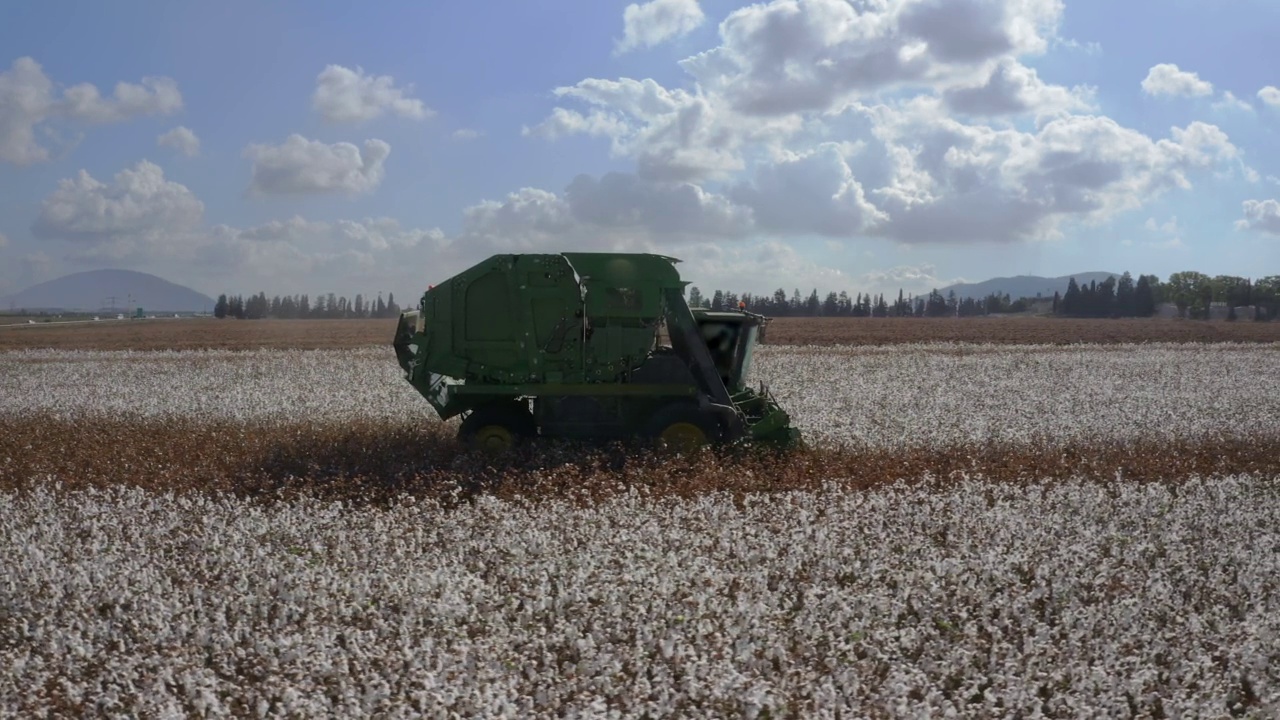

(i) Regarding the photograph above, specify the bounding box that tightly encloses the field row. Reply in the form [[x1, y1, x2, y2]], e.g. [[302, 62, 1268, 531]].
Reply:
[[3, 316, 1280, 352], [4, 478, 1277, 717], [6, 416, 1280, 507], [4, 343, 1278, 451]]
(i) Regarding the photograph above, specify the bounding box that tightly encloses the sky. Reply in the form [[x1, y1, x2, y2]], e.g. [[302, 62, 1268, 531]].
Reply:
[[1, 0, 1278, 303]]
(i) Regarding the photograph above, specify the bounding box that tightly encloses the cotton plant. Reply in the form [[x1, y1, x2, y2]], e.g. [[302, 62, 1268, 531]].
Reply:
[[3, 343, 1278, 450], [2, 478, 1278, 716], [3, 342, 1280, 715]]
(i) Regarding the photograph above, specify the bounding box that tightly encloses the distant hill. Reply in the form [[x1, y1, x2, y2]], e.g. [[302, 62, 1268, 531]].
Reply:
[[1, 269, 215, 313], [940, 272, 1123, 301]]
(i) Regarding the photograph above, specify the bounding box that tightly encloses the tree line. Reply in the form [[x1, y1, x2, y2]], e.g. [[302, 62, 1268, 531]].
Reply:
[[214, 270, 1279, 322], [685, 286, 1049, 319], [213, 292, 401, 320], [1052, 272, 1280, 320], [688, 271, 1279, 320]]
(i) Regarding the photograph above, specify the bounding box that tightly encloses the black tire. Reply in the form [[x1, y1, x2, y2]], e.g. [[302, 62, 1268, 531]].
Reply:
[[643, 402, 720, 453], [458, 401, 536, 453]]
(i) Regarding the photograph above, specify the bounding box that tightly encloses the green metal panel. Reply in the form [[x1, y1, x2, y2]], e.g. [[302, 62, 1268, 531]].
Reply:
[[391, 251, 801, 446]]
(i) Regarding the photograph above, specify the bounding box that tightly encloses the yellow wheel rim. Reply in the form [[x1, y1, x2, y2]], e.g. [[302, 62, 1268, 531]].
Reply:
[[659, 422, 707, 452], [473, 425, 515, 453]]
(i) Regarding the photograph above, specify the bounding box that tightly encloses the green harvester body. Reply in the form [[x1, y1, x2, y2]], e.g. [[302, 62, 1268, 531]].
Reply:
[[393, 252, 800, 449]]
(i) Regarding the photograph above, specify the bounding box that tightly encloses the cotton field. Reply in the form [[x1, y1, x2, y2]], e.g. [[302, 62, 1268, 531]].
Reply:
[[4, 479, 1279, 717], [4, 342, 1280, 449], [3, 342, 1280, 717]]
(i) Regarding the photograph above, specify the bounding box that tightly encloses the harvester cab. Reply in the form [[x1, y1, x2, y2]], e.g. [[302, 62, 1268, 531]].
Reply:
[[393, 253, 800, 453]]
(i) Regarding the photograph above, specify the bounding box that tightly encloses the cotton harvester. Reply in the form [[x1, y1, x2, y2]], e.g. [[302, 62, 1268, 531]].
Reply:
[[392, 253, 800, 453]]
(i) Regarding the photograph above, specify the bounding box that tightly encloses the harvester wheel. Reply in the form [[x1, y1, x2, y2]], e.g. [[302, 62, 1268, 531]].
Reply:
[[644, 403, 718, 454], [458, 402, 535, 454]]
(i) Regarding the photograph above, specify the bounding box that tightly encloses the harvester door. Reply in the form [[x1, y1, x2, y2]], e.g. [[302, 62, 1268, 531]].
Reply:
[[517, 256, 580, 380], [460, 268, 520, 377]]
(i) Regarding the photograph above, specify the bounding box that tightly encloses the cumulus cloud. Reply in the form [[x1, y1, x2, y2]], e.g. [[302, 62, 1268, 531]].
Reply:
[[201, 216, 446, 287], [0, 57, 182, 165], [527, 77, 761, 181], [61, 77, 182, 123], [436, 172, 754, 266], [1212, 91, 1253, 113], [730, 143, 887, 236], [849, 99, 1239, 242], [156, 126, 200, 157], [615, 0, 706, 54], [31, 160, 204, 260], [245, 135, 390, 196], [1141, 64, 1213, 98], [1235, 199, 1280, 236], [677, 240, 853, 295], [943, 59, 1094, 117], [456, 187, 579, 254], [523, 107, 629, 142], [451, 128, 483, 141], [1258, 86, 1280, 107], [565, 172, 752, 237], [678, 0, 1064, 116], [532, 0, 1084, 183], [312, 65, 431, 123], [504, 0, 1247, 288], [856, 263, 961, 295]]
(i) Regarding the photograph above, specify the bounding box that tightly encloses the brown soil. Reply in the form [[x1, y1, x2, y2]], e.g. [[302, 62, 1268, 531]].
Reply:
[[3, 315, 1278, 352], [4, 415, 1276, 508], [0, 318, 399, 351], [767, 316, 1280, 346]]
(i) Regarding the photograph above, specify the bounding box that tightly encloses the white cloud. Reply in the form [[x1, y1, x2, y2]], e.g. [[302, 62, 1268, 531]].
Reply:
[[61, 76, 182, 123], [1212, 91, 1253, 113], [508, 0, 1241, 268], [942, 58, 1094, 117], [201, 216, 447, 289], [615, 0, 706, 54], [1258, 86, 1280, 107], [0, 56, 182, 166], [456, 187, 580, 254], [31, 160, 204, 260], [856, 263, 964, 296], [849, 101, 1239, 243], [532, 0, 1085, 183], [523, 106, 629, 142], [245, 135, 391, 196], [1141, 63, 1213, 98], [1142, 215, 1184, 249], [435, 174, 753, 267], [528, 77, 775, 181], [677, 240, 853, 296], [156, 126, 200, 157], [678, 0, 1065, 116], [1144, 216, 1178, 235], [564, 172, 752, 238], [676, 243, 963, 298], [730, 143, 886, 236], [311, 65, 432, 123], [451, 128, 483, 141], [1236, 199, 1280, 236]]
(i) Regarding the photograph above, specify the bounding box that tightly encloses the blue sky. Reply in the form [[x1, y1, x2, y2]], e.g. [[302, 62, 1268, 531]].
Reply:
[[1, 0, 1277, 301]]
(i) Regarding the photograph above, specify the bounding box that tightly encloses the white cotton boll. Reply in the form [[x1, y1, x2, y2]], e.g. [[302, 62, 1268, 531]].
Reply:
[[4, 346, 1280, 714]]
